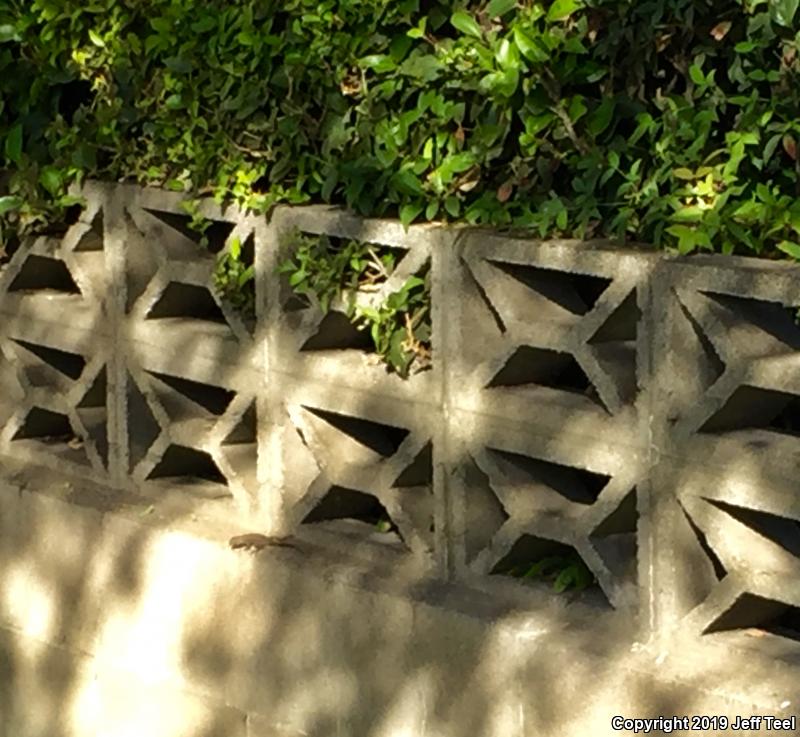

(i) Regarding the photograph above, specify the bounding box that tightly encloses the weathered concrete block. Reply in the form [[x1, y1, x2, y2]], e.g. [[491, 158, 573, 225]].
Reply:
[[264, 205, 445, 407], [264, 374, 440, 572], [644, 256, 800, 649], [445, 231, 658, 433]]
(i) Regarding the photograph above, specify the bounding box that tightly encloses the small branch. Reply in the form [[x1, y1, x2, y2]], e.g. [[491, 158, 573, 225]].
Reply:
[[541, 73, 590, 156]]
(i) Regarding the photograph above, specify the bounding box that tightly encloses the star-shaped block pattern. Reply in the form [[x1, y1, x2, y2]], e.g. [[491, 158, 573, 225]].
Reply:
[[109, 185, 265, 515], [121, 187, 259, 373], [264, 206, 445, 406], [121, 362, 259, 512], [449, 234, 658, 446], [0, 190, 114, 482], [649, 258, 800, 653], [442, 233, 658, 607], [0, 194, 110, 349], [269, 375, 438, 569], [0, 328, 112, 480], [448, 411, 643, 609]]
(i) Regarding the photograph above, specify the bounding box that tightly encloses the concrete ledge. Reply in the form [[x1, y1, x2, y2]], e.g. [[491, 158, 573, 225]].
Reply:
[[1, 465, 798, 736]]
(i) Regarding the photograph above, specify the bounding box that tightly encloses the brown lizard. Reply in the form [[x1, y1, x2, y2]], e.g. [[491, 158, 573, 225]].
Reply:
[[228, 533, 300, 552]]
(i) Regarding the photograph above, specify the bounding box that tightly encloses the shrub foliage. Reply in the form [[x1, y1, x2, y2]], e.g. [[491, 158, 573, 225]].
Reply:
[[1, 0, 800, 258]]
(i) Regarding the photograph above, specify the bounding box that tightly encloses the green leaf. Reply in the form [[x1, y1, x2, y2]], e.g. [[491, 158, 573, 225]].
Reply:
[[190, 17, 217, 33], [400, 202, 424, 229], [770, 0, 799, 27], [586, 97, 615, 137], [5, 123, 22, 164], [387, 330, 412, 376], [776, 240, 800, 260], [553, 568, 573, 593], [403, 275, 426, 290], [229, 236, 241, 259], [360, 54, 396, 73], [399, 53, 443, 81], [39, 167, 63, 195], [672, 168, 695, 180], [0, 24, 21, 43], [567, 96, 587, 123], [666, 224, 699, 254], [238, 265, 255, 286], [671, 205, 706, 223], [450, 10, 483, 38], [689, 64, 706, 86], [444, 196, 460, 217], [88, 29, 105, 47], [546, 0, 582, 22], [479, 69, 519, 97], [488, 0, 517, 16], [513, 27, 548, 62], [0, 195, 22, 215], [496, 38, 521, 71], [392, 169, 425, 196]]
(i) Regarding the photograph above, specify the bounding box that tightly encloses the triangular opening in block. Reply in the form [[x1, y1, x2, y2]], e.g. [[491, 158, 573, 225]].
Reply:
[[146, 282, 228, 323], [123, 208, 160, 311], [705, 497, 800, 559], [491, 534, 600, 597], [127, 373, 162, 472], [74, 210, 104, 252], [12, 406, 90, 465], [487, 260, 611, 315], [9, 255, 81, 294], [699, 386, 800, 435], [675, 295, 726, 387], [701, 291, 800, 352], [486, 447, 609, 505], [302, 406, 409, 458], [589, 290, 640, 343], [12, 339, 86, 380], [215, 232, 256, 329], [392, 442, 433, 487], [147, 444, 228, 485], [487, 346, 602, 403], [13, 406, 72, 440], [76, 367, 108, 467], [222, 402, 256, 445], [300, 310, 373, 352], [146, 371, 235, 417], [680, 503, 728, 582], [302, 485, 405, 545], [143, 208, 236, 254], [284, 233, 408, 308], [463, 455, 510, 561], [703, 594, 800, 643], [590, 488, 638, 582], [0, 233, 21, 267], [587, 290, 640, 404], [77, 367, 106, 410], [305, 233, 408, 281], [462, 258, 506, 334], [587, 342, 638, 405]]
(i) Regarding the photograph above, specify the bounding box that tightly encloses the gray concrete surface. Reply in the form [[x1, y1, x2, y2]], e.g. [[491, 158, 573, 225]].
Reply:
[[1, 181, 800, 735]]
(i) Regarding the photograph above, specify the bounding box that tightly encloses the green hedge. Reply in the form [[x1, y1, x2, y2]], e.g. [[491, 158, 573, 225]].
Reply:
[[1, 0, 800, 258]]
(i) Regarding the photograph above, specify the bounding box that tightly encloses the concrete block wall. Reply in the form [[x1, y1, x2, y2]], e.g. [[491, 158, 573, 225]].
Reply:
[[1, 181, 800, 735]]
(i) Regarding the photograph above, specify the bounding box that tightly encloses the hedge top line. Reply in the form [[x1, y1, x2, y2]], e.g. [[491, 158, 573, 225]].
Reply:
[[1, 0, 799, 262]]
